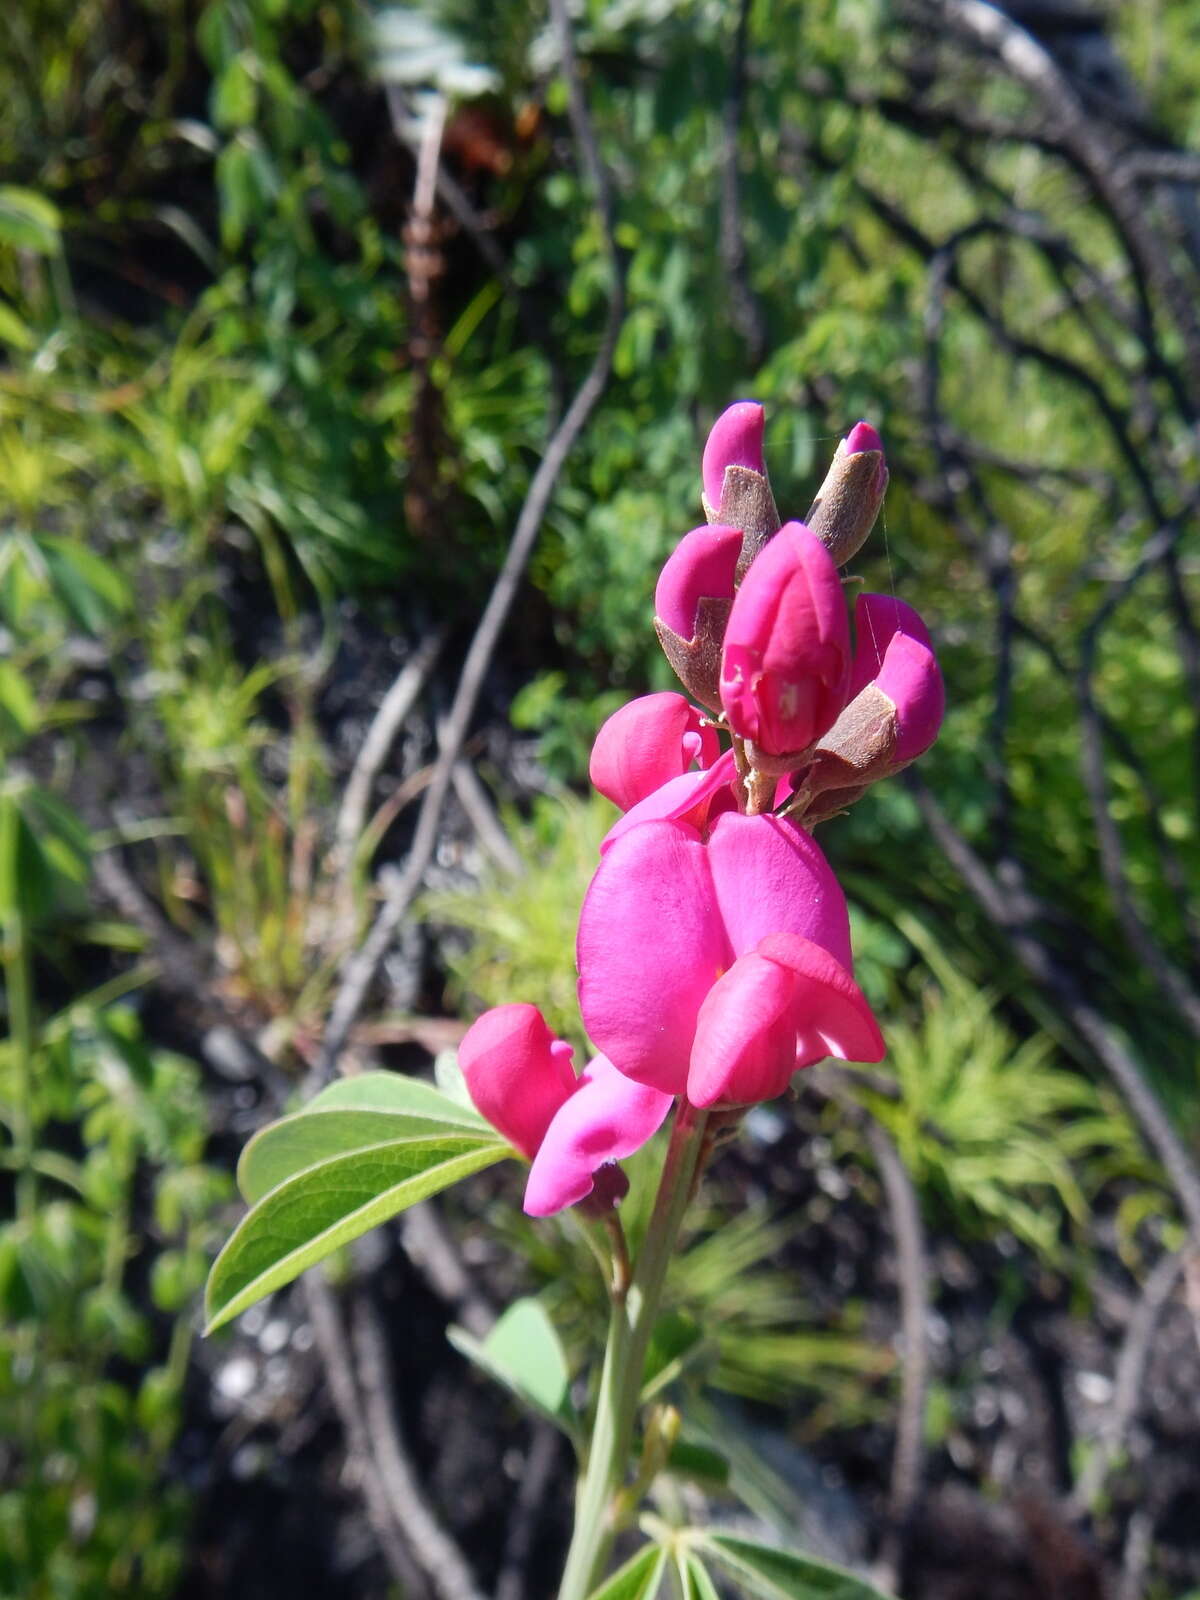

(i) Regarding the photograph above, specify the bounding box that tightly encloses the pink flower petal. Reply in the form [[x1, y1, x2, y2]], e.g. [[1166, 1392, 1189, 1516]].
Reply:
[[757, 932, 885, 1066], [523, 1056, 673, 1216], [577, 820, 729, 1093], [459, 1004, 577, 1159], [686, 950, 801, 1107], [705, 812, 853, 969], [655, 524, 742, 641], [600, 747, 738, 852], [701, 401, 766, 507], [589, 693, 719, 813]]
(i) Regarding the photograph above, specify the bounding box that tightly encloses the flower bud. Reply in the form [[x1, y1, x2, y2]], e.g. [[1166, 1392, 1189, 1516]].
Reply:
[[589, 693, 719, 812], [701, 401, 766, 509], [795, 594, 943, 818], [719, 522, 851, 761], [700, 401, 781, 578], [805, 420, 888, 567], [654, 524, 742, 709]]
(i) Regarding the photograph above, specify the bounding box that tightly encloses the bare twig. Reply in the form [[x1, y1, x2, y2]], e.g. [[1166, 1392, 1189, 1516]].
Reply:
[[865, 1115, 930, 1594], [808, 1077, 929, 1588], [1068, 1249, 1187, 1517], [304, 1273, 428, 1595], [332, 624, 446, 906], [495, 1423, 565, 1600], [350, 1290, 488, 1600], [314, 0, 625, 1083]]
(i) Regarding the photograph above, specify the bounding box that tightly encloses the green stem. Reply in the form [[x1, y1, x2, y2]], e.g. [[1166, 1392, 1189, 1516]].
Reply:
[[3, 913, 36, 1224], [557, 1100, 709, 1600]]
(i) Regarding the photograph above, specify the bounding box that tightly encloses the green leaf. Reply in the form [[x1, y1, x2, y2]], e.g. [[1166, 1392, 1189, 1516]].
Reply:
[[683, 1554, 722, 1600], [306, 1070, 490, 1126], [0, 297, 34, 349], [448, 1296, 576, 1434], [642, 1308, 710, 1399], [38, 537, 131, 635], [0, 187, 62, 254], [695, 1532, 897, 1600], [239, 1077, 497, 1203], [586, 1543, 668, 1600], [666, 1438, 730, 1489], [0, 662, 39, 749], [205, 1134, 508, 1334]]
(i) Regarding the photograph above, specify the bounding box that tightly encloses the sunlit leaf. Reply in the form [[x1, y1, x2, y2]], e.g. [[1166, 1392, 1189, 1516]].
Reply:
[[449, 1296, 576, 1434], [205, 1134, 509, 1333]]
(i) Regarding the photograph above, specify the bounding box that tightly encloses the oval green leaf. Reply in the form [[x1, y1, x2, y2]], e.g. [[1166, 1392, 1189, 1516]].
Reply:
[[448, 1296, 576, 1435], [239, 1102, 506, 1203], [205, 1133, 509, 1334]]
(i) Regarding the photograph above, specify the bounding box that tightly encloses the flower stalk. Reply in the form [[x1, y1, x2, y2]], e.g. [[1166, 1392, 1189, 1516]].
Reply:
[[557, 1100, 709, 1600]]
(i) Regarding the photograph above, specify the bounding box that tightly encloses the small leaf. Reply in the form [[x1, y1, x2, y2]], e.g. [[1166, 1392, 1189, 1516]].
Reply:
[[684, 1555, 722, 1600], [205, 1134, 508, 1333], [0, 187, 62, 254], [696, 1532, 897, 1600], [38, 537, 131, 634], [0, 298, 34, 349], [642, 1308, 711, 1399], [666, 1439, 730, 1488], [586, 1543, 668, 1600], [449, 1296, 576, 1434]]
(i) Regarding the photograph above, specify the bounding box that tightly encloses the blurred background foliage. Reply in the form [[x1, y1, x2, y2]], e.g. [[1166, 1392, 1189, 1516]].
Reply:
[[2, 0, 1199, 1595]]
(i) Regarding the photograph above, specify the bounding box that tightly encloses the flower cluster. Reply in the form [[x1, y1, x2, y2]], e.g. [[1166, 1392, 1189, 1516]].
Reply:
[[460, 403, 944, 1216]]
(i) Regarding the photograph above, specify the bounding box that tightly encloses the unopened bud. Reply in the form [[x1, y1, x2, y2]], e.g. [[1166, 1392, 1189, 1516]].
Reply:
[[805, 420, 888, 567], [700, 402, 782, 578], [654, 524, 742, 709], [792, 593, 943, 821]]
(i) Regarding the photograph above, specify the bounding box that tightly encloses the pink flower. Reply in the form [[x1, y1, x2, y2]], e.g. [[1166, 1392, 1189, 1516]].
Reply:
[[701, 401, 766, 510], [589, 693, 719, 813], [459, 1003, 672, 1216], [719, 522, 851, 759], [577, 812, 884, 1107]]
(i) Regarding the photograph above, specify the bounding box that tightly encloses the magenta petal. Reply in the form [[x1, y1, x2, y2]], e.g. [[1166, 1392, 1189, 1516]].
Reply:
[[701, 401, 766, 507], [874, 632, 945, 763], [589, 693, 718, 812], [601, 748, 738, 852], [578, 820, 729, 1093], [687, 951, 800, 1108], [655, 524, 742, 640], [848, 593, 933, 700], [459, 1004, 577, 1159], [523, 1056, 673, 1216], [705, 812, 853, 969], [757, 932, 886, 1066], [844, 420, 883, 457]]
